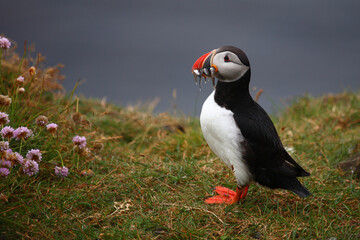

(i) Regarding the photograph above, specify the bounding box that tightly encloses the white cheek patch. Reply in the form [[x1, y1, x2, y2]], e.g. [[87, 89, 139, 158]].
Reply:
[[213, 52, 249, 82], [218, 63, 249, 82]]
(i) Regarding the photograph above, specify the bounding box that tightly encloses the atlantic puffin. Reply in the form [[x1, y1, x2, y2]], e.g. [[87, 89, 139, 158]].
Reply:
[[192, 46, 311, 204]]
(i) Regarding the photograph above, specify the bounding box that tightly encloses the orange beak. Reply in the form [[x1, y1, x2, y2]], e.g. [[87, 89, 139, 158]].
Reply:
[[191, 49, 216, 77], [192, 49, 217, 87]]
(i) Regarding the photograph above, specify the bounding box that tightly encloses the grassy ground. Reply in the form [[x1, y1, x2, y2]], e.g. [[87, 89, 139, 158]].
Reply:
[[0, 45, 359, 239]]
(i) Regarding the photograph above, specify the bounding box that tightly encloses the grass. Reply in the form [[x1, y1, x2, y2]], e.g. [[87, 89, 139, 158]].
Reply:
[[0, 40, 359, 239]]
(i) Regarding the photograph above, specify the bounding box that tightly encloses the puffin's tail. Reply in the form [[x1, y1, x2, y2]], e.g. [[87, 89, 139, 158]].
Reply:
[[287, 178, 311, 198]]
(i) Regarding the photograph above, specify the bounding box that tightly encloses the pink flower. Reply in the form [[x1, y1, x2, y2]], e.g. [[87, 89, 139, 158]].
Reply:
[[21, 160, 39, 176], [13, 127, 33, 140], [55, 166, 69, 177], [5, 149, 24, 165], [26, 149, 42, 162], [14, 152, 24, 165], [46, 123, 58, 134], [16, 76, 25, 85], [0, 160, 12, 168], [0, 168, 10, 177], [72, 135, 86, 149], [0, 112, 10, 125], [0, 141, 9, 151], [0, 37, 11, 49], [1, 126, 14, 139]]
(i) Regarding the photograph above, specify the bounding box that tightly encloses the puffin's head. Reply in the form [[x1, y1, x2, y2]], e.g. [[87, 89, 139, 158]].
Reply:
[[192, 46, 250, 86]]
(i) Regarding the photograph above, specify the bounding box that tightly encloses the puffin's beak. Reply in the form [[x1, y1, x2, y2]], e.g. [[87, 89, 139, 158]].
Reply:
[[192, 49, 217, 87]]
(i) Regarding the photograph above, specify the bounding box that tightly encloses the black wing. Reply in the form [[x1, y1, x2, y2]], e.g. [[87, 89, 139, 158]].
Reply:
[[233, 100, 310, 189]]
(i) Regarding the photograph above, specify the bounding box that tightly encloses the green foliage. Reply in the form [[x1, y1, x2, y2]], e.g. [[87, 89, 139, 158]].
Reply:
[[0, 43, 359, 239]]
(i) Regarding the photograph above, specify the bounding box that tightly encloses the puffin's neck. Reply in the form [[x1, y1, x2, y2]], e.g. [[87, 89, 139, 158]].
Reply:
[[214, 70, 253, 110]]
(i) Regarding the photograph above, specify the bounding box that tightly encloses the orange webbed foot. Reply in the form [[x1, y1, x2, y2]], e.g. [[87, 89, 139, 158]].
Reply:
[[205, 185, 249, 205]]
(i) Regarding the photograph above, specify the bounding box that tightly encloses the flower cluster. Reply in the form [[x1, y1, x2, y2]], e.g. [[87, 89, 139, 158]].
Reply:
[[16, 76, 25, 85], [13, 126, 33, 140], [0, 159, 11, 168], [0, 112, 10, 125], [26, 149, 42, 162], [0, 36, 11, 49], [0, 95, 11, 107], [1, 125, 34, 141], [46, 123, 58, 135], [5, 149, 24, 165], [0, 35, 78, 180], [0, 168, 10, 177], [55, 166, 69, 177], [35, 115, 49, 127], [0, 141, 9, 151], [34, 116, 58, 137], [0, 110, 65, 178], [0, 147, 41, 177], [72, 135, 87, 149], [1, 126, 14, 139], [21, 160, 39, 176]]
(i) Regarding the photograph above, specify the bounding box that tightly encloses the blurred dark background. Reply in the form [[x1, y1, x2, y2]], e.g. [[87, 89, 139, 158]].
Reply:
[[2, 0, 359, 115]]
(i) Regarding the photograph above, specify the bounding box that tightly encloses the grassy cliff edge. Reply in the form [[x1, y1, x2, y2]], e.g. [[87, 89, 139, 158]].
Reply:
[[0, 43, 359, 239]]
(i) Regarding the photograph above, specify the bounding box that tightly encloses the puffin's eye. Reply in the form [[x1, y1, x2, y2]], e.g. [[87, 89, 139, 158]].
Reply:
[[224, 55, 230, 62]]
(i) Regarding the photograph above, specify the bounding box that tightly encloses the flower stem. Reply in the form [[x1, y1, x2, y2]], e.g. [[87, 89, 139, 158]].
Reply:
[[19, 139, 23, 154], [76, 98, 79, 113], [76, 152, 80, 169], [34, 127, 42, 138], [55, 149, 64, 167]]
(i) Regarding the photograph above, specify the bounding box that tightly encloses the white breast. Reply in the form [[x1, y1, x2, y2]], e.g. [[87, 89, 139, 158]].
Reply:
[[200, 91, 252, 186]]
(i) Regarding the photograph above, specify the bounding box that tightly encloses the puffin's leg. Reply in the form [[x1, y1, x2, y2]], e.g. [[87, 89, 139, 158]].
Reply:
[[205, 185, 249, 205], [239, 185, 249, 199]]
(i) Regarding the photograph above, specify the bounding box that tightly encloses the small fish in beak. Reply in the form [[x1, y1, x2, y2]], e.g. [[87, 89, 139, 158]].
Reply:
[[191, 49, 217, 88]]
